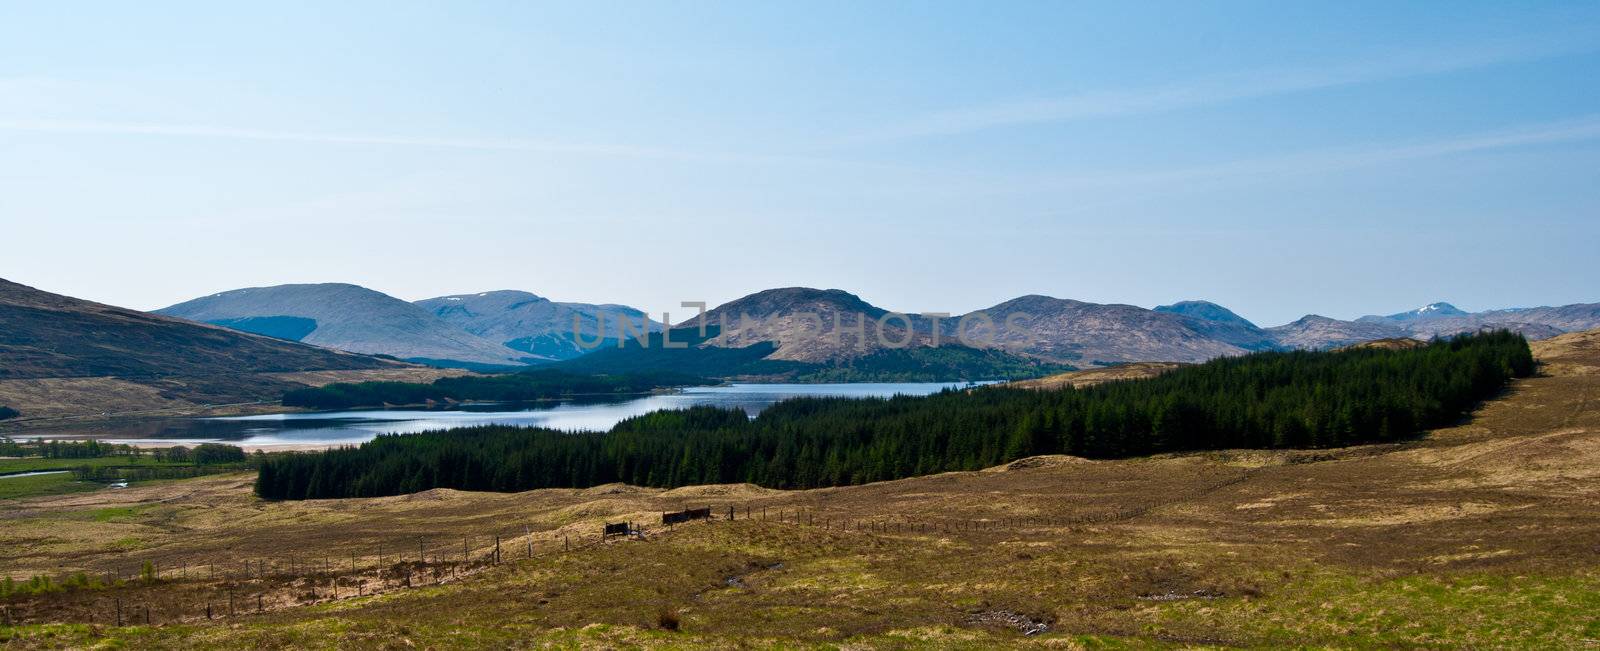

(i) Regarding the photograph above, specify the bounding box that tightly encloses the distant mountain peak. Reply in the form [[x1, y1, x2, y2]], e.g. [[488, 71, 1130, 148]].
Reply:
[[1357, 301, 1470, 325], [1154, 300, 1257, 328], [437, 289, 546, 301], [421, 290, 549, 312], [709, 287, 883, 318], [1405, 302, 1465, 316]]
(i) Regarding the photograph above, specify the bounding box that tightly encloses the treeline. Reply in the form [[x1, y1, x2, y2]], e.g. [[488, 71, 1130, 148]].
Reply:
[[256, 331, 1533, 499], [552, 326, 1065, 381], [281, 369, 710, 409], [0, 437, 248, 465], [149, 442, 249, 465], [791, 347, 1072, 382], [29, 438, 134, 459], [73, 464, 241, 482]]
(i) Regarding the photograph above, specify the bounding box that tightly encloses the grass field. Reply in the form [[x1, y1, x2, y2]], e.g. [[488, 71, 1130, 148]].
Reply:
[[0, 458, 236, 501], [0, 473, 100, 501], [0, 457, 192, 475], [1, 330, 1598, 648]]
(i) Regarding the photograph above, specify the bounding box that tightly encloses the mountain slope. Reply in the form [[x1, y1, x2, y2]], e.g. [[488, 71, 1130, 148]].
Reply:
[[1154, 300, 1278, 351], [964, 295, 1257, 365], [1355, 301, 1599, 341], [1154, 300, 1257, 327], [699, 287, 936, 363], [1, 279, 392, 380], [0, 278, 450, 420], [1486, 303, 1600, 332], [1265, 315, 1410, 350], [414, 290, 659, 361], [158, 284, 525, 366], [1358, 302, 1469, 324], [556, 288, 1064, 380]]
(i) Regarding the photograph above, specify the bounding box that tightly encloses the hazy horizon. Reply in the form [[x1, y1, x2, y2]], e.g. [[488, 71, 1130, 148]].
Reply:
[[4, 2, 1598, 325]]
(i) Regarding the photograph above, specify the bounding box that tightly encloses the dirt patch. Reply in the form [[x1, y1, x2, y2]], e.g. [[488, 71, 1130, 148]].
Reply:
[[984, 455, 1095, 472], [965, 609, 1051, 635], [658, 483, 780, 499]]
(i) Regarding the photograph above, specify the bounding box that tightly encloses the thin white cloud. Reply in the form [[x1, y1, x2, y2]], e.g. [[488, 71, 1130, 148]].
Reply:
[[0, 116, 917, 172], [839, 36, 1600, 145], [1092, 115, 1600, 187], [0, 117, 743, 162], [897, 115, 1600, 202]]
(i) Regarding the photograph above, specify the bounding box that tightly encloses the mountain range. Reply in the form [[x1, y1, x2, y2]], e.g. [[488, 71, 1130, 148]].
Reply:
[[5, 277, 1596, 417], [156, 284, 660, 369], [151, 283, 1600, 372]]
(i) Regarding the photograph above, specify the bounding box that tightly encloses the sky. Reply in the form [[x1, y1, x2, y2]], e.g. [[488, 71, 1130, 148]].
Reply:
[[2, 1, 1598, 327]]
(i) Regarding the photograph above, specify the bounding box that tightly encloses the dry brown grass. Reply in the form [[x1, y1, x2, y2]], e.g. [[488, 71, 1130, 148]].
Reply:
[[1335, 337, 1426, 351], [1005, 362, 1185, 390], [2, 330, 1599, 647]]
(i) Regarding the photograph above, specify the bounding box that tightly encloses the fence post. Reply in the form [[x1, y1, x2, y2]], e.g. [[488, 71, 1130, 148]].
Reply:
[[115, 597, 122, 626], [494, 536, 501, 565]]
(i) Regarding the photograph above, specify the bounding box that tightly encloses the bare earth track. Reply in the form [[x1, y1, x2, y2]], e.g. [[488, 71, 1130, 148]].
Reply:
[[2, 331, 1599, 647]]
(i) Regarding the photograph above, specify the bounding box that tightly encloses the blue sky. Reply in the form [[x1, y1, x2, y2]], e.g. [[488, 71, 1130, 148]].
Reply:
[[2, 1, 1597, 326]]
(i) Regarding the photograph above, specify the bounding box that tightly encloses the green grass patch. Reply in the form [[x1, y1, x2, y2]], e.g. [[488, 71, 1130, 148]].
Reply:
[[108, 537, 146, 551], [1147, 569, 1600, 647], [86, 505, 154, 522], [0, 473, 99, 500], [0, 456, 189, 475]]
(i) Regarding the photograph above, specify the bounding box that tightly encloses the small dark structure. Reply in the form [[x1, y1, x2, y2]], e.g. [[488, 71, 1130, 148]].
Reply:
[[602, 522, 637, 539], [662, 507, 712, 525]]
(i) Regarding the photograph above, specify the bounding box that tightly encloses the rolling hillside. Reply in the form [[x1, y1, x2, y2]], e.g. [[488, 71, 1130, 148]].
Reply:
[[1264, 314, 1410, 350], [963, 295, 1259, 365], [415, 290, 659, 362], [0, 278, 456, 421], [157, 284, 527, 367]]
